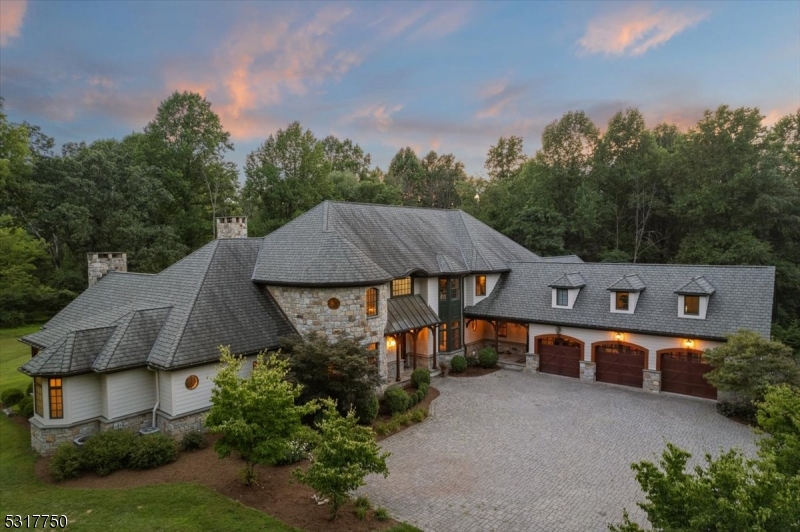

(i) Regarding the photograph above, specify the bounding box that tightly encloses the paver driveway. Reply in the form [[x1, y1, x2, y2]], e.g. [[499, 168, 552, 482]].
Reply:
[[362, 370, 756, 532]]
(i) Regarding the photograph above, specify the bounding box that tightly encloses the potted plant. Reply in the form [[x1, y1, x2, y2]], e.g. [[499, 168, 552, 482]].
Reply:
[[438, 362, 449, 377]]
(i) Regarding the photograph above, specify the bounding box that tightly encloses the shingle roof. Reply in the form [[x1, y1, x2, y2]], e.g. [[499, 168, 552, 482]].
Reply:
[[548, 272, 587, 289], [675, 276, 716, 295], [607, 274, 646, 292], [386, 295, 442, 335], [20, 239, 295, 376], [466, 262, 775, 340], [252, 201, 541, 285], [541, 255, 584, 263], [21, 327, 115, 376]]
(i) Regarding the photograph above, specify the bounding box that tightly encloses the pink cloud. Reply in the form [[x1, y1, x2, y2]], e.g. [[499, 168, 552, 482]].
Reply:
[[475, 81, 529, 120], [578, 5, 708, 57], [0, 0, 27, 47], [345, 103, 403, 132]]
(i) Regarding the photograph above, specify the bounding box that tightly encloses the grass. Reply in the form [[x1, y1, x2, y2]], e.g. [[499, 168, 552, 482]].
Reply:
[[0, 323, 41, 393]]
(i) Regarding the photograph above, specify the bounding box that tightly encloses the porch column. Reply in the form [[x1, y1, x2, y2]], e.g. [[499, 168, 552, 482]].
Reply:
[[395, 335, 401, 382], [432, 325, 438, 370], [493, 320, 499, 353], [411, 329, 418, 370]]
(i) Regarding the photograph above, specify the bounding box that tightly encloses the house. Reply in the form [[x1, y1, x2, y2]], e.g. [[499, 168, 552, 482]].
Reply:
[[19, 202, 775, 455]]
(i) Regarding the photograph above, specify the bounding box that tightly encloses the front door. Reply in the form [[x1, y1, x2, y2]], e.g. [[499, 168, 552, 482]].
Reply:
[[438, 276, 462, 352]]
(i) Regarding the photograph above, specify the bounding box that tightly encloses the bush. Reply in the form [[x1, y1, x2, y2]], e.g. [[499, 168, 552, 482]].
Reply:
[[717, 401, 757, 423], [129, 433, 178, 470], [50, 443, 83, 481], [275, 425, 321, 466], [410, 368, 430, 388], [81, 429, 137, 476], [413, 388, 425, 404], [1, 388, 24, 407], [375, 507, 390, 521], [354, 506, 368, 520], [16, 396, 33, 419], [181, 430, 207, 451], [384, 387, 410, 415], [450, 355, 467, 373], [465, 354, 479, 367], [353, 394, 379, 425], [355, 495, 372, 510], [478, 348, 498, 368], [26, 381, 33, 395]]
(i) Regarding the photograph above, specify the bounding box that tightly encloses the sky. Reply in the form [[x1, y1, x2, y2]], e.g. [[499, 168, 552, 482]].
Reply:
[[1, 0, 798, 178]]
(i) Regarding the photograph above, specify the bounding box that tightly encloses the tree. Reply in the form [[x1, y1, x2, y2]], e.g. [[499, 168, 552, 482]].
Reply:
[[320, 135, 372, 179], [386, 147, 425, 205], [704, 330, 800, 405], [0, 99, 30, 192], [205, 347, 318, 485], [293, 400, 389, 519], [756, 384, 800, 477], [485, 135, 527, 181]]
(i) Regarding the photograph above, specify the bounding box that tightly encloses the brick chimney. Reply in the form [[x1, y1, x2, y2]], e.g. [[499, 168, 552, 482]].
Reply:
[[216, 216, 248, 239], [87, 252, 127, 286]]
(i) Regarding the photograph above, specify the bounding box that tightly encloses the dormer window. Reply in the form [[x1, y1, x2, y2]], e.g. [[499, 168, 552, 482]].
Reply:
[[549, 272, 585, 310], [607, 274, 644, 314], [675, 276, 715, 320], [684, 295, 700, 316], [556, 289, 568, 307], [615, 292, 629, 311]]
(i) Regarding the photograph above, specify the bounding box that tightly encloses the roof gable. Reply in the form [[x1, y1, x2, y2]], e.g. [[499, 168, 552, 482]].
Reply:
[[675, 276, 716, 295], [549, 272, 587, 289], [607, 274, 646, 292]]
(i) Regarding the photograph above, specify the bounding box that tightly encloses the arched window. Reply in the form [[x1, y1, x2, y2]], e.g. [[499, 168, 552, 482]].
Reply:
[[366, 288, 379, 317]]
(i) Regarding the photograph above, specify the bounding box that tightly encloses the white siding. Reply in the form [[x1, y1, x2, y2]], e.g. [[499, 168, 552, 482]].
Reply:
[[158, 370, 174, 416], [107, 368, 155, 419], [99, 375, 109, 419], [66, 373, 102, 423], [527, 324, 722, 370], [170, 355, 257, 417], [472, 273, 501, 306]]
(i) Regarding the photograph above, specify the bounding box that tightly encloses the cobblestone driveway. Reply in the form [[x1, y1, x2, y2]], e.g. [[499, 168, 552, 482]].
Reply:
[[362, 370, 756, 532]]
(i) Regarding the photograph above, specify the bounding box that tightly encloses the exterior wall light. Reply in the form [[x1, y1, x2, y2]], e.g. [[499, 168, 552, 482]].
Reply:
[[684, 339, 695, 349], [614, 332, 624, 342], [386, 337, 396, 349]]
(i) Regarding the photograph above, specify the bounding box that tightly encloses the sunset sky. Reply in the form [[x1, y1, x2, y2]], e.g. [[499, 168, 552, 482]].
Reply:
[[1, 0, 798, 177]]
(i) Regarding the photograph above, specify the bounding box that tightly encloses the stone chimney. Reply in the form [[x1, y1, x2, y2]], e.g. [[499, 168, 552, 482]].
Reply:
[[216, 216, 248, 239], [87, 252, 127, 286]]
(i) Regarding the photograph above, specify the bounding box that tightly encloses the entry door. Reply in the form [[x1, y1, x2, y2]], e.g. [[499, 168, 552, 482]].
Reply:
[[438, 277, 462, 352]]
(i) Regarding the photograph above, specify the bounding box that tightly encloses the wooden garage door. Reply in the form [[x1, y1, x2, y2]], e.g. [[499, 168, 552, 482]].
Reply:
[[595, 344, 645, 388], [661, 351, 717, 399], [539, 339, 581, 378]]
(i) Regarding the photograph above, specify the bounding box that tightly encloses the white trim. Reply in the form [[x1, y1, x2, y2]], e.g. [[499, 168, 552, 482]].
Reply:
[[678, 295, 709, 320], [551, 287, 580, 309], [609, 291, 640, 314]]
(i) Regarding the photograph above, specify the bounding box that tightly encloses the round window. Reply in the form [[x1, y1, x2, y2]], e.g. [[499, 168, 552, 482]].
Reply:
[[185, 375, 199, 390], [327, 298, 341, 310]]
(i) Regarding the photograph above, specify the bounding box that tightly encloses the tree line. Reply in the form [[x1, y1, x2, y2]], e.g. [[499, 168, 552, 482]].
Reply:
[[1, 93, 798, 353]]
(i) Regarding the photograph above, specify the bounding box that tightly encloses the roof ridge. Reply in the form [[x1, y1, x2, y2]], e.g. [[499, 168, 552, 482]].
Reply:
[[326, 200, 461, 212], [507, 260, 775, 269]]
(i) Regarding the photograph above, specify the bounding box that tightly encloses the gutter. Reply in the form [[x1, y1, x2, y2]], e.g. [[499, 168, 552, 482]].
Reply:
[[148, 367, 159, 428]]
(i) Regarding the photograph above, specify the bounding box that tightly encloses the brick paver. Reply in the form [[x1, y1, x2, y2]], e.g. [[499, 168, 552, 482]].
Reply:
[[361, 370, 756, 532]]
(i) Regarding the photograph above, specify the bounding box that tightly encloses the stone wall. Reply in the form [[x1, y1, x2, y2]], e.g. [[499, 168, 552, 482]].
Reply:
[[157, 411, 207, 439], [525, 353, 539, 373], [216, 216, 248, 239], [579, 361, 596, 383], [30, 411, 152, 455], [87, 252, 127, 286], [642, 370, 661, 393]]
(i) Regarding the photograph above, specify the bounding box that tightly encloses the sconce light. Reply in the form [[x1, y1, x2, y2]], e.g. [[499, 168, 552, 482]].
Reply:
[[386, 337, 396, 349], [614, 332, 624, 342], [684, 339, 695, 349], [471, 321, 477, 331]]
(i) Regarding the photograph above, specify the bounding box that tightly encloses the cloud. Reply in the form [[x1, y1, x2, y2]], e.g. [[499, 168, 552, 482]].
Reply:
[[475, 80, 530, 119], [369, 3, 471, 41], [345, 103, 403, 132], [0, 0, 27, 47], [578, 4, 708, 56]]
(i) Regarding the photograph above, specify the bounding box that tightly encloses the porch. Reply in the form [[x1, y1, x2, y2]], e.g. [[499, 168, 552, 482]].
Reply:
[[385, 295, 443, 382]]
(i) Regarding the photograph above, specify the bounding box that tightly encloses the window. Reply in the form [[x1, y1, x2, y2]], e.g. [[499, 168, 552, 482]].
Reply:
[[475, 275, 486, 296], [366, 343, 378, 365], [366, 287, 379, 317], [439, 278, 448, 300], [367, 342, 378, 351], [450, 278, 460, 300], [48, 378, 63, 419], [439, 323, 447, 351], [498, 322, 508, 337], [391, 277, 412, 297], [616, 292, 629, 311], [556, 288, 568, 307], [451, 321, 461, 349], [185, 375, 199, 390], [34, 377, 43, 417], [684, 295, 700, 315], [327, 298, 340, 310]]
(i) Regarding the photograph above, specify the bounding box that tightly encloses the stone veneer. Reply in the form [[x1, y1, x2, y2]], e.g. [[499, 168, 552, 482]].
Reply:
[[267, 283, 390, 381], [157, 411, 208, 438], [525, 353, 540, 373], [579, 361, 596, 383], [30, 412, 152, 455], [642, 370, 661, 393]]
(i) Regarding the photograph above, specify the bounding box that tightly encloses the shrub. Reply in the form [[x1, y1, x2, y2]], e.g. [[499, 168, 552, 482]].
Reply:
[[81, 429, 137, 476], [17, 396, 33, 419], [374, 419, 401, 436], [375, 507, 390, 521], [716, 401, 757, 423], [355, 495, 372, 510], [465, 354, 479, 367], [413, 389, 425, 404], [353, 394, 379, 425], [410, 368, 430, 388], [181, 430, 207, 451], [354, 506, 368, 520], [384, 387, 410, 415], [450, 355, 467, 373], [129, 433, 178, 470], [418, 382, 429, 396], [50, 443, 83, 481], [1, 388, 24, 407], [275, 425, 321, 466], [26, 381, 33, 395], [410, 408, 428, 423], [478, 348, 498, 368]]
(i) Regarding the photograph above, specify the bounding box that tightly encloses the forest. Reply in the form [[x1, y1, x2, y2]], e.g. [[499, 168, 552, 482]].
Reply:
[[1, 92, 798, 353]]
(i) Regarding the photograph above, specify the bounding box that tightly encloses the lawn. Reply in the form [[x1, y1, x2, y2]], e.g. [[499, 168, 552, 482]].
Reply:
[[0, 323, 41, 393]]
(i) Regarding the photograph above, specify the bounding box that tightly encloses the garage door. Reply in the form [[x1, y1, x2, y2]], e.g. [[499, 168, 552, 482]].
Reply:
[[661, 351, 717, 399], [595, 344, 645, 388], [538, 340, 581, 378]]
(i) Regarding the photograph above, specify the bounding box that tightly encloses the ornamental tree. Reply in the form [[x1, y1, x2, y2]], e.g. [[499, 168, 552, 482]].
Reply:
[[205, 347, 317, 485], [293, 400, 389, 519]]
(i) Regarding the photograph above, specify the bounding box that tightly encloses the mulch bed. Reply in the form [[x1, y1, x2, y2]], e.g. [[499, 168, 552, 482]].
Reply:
[[31, 388, 443, 532], [448, 366, 501, 378], [373, 386, 440, 442]]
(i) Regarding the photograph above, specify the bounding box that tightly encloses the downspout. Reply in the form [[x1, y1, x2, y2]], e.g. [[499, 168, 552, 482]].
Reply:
[[148, 367, 159, 428]]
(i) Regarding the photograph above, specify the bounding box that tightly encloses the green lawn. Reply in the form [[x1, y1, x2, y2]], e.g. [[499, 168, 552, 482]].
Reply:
[[0, 323, 41, 393]]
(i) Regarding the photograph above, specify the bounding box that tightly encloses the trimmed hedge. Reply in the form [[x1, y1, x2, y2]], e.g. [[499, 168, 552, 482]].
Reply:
[[450, 355, 467, 373], [82, 429, 138, 476], [17, 396, 33, 419], [384, 387, 411, 415], [181, 430, 207, 451], [410, 368, 430, 388], [1, 388, 24, 407], [354, 394, 380, 425], [129, 434, 178, 470], [478, 347, 498, 368]]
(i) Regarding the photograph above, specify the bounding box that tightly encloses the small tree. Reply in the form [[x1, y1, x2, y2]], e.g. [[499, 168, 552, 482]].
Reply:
[[293, 400, 389, 519], [205, 347, 318, 485], [756, 384, 800, 476], [704, 330, 800, 405]]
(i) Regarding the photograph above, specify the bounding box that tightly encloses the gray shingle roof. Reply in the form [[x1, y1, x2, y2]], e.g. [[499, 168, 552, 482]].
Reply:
[[21, 327, 115, 376], [548, 272, 587, 289], [20, 239, 295, 376], [541, 255, 584, 263], [607, 274, 646, 292], [253, 201, 541, 285], [675, 276, 716, 295], [386, 296, 442, 335], [466, 262, 775, 340]]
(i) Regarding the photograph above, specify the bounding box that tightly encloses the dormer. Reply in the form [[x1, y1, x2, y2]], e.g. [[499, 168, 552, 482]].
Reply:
[[607, 274, 645, 314], [549, 272, 586, 310], [675, 276, 715, 320]]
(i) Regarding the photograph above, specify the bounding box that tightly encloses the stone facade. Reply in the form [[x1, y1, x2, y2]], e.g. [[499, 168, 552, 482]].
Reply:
[[267, 283, 390, 381], [87, 252, 127, 286], [157, 411, 208, 439], [525, 353, 540, 373], [30, 412, 152, 455], [579, 360, 596, 383], [216, 216, 248, 239], [642, 370, 661, 393]]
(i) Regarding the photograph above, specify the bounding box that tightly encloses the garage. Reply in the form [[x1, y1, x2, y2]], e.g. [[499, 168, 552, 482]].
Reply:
[[595, 343, 646, 388], [660, 350, 717, 399], [538, 337, 581, 378]]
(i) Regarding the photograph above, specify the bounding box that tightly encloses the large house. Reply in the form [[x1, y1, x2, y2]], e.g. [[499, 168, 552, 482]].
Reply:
[[19, 201, 775, 454]]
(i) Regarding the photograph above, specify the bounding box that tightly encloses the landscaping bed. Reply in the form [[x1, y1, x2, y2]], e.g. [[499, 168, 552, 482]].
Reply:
[[374, 385, 439, 441], [448, 366, 500, 378]]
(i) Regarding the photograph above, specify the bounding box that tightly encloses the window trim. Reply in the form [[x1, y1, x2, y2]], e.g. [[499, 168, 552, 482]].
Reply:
[[556, 288, 569, 307], [616, 292, 629, 311], [366, 287, 379, 317], [48, 378, 63, 419], [34, 377, 43, 417], [475, 275, 487, 297]]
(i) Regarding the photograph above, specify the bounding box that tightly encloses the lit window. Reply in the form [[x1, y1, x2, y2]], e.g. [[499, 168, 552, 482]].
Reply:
[[327, 298, 340, 310], [556, 288, 568, 307], [48, 378, 63, 419], [439, 323, 447, 351], [616, 292, 629, 311], [366, 288, 379, 317], [684, 296, 700, 315], [34, 377, 43, 417], [439, 278, 448, 300], [391, 277, 412, 297], [450, 278, 460, 300], [185, 375, 199, 390], [451, 321, 461, 349], [367, 342, 378, 351], [476, 275, 486, 296], [498, 322, 507, 337]]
